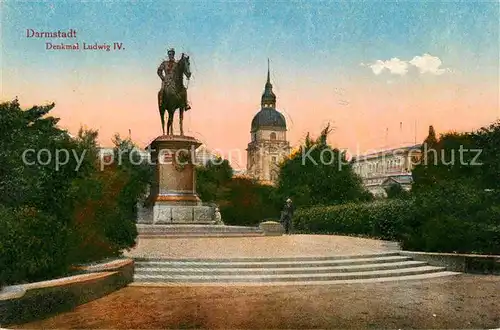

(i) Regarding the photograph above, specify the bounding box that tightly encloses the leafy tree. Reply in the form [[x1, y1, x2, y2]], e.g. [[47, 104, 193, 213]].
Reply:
[[404, 120, 500, 254], [421, 125, 438, 165], [218, 177, 279, 226], [196, 157, 233, 202], [413, 124, 495, 192], [195, 157, 279, 225], [276, 124, 371, 207], [474, 120, 500, 191], [69, 133, 152, 262], [0, 99, 151, 283]]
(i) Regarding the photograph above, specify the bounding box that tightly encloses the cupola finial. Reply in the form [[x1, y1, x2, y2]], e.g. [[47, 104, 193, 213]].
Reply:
[[267, 58, 270, 84], [261, 59, 276, 108]]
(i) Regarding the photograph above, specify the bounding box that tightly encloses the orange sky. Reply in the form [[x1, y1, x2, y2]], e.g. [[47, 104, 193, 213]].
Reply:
[[8, 71, 498, 169]]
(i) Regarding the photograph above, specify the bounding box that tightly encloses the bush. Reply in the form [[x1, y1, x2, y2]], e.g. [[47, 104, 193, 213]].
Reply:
[[196, 157, 233, 202], [0, 206, 70, 287], [399, 181, 500, 254], [0, 101, 150, 285], [294, 199, 413, 241], [68, 166, 139, 263], [219, 178, 280, 226]]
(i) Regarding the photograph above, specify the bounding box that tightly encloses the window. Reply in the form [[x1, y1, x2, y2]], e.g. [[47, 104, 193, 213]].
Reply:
[[270, 132, 276, 140]]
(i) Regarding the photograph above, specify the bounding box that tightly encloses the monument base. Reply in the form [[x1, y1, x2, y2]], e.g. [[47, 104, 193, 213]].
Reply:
[[137, 134, 219, 224], [137, 202, 216, 224]]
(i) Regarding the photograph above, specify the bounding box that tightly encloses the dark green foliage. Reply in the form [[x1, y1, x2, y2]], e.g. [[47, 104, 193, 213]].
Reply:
[[293, 199, 412, 241], [196, 158, 279, 226], [474, 121, 500, 191], [400, 180, 500, 254], [110, 134, 152, 239], [0, 206, 70, 286], [385, 183, 410, 200], [219, 177, 280, 226], [0, 100, 150, 285], [276, 124, 371, 207], [413, 122, 500, 192], [407, 121, 500, 254], [0, 100, 84, 222], [196, 157, 233, 202]]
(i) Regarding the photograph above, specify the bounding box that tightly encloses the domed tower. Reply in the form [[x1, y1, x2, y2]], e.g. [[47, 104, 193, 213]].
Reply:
[[246, 61, 291, 184]]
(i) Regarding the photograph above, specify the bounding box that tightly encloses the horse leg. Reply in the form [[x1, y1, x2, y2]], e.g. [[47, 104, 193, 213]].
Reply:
[[158, 91, 165, 135], [167, 110, 174, 136], [179, 108, 184, 136]]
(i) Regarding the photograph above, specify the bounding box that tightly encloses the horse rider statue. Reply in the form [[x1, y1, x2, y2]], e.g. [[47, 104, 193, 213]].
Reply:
[[157, 47, 191, 135]]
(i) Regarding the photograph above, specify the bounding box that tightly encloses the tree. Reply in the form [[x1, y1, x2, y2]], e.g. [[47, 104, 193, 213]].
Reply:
[[0, 99, 152, 283], [276, 124, 371, 207], [421, 125, 438, 166], [413, 127, 487, 191], [218, 177, 280, 226], [196, 157, 233, 202], [195, 157, 280, 225], [474, 120, 500, 191], [403, 120, 500, 254]]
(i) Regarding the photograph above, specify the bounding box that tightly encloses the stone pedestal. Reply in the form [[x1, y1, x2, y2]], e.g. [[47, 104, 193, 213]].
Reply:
[[138, 135, 216, 224]]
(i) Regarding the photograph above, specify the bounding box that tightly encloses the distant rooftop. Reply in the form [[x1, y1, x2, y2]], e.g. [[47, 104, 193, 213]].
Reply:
[[351, 144, 422, 162]]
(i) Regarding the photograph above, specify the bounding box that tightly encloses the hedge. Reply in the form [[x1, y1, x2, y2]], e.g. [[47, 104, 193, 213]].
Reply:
[[293, 189, 500, 255], [293, 199, 413, 241], [0, 206, 71, 287]]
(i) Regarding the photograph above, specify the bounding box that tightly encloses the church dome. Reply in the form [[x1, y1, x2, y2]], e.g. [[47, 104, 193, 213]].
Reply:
[[251, 108, 287, 132]]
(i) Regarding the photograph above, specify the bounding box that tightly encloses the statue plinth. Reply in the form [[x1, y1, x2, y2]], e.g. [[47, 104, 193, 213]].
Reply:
[[139, 135, 216, 224], [150, 135, 201, 205]]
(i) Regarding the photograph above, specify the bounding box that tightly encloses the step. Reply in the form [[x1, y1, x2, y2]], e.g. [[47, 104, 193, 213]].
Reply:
[[134, 255, 411, 269], [134, 261, 428, 276], [133, 265, 447, 283], [133, 252, 402, 263], [137, 224, 264, 238], [137, 224, 263, 233], [129, 271, 461, 286], [139, 232, 265, 238]]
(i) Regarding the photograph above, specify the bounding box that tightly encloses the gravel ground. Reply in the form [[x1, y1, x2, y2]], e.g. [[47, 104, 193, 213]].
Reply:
[[125, 234, 399, 259], [14, 274, 500, 329]]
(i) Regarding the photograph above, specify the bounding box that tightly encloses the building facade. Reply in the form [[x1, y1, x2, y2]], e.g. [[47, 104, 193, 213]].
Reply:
[[246, 64, 291, 185], [351, 144, 422, 196]]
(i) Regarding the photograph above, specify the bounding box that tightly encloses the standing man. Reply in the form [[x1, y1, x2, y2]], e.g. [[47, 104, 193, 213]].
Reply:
[[281, 198, 294, 234], [157, 47, 191, 111]]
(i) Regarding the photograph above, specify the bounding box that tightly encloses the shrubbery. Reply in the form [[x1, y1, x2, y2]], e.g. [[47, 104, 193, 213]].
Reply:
[[196, 158, 280, 226], [293, 199, 412, 241], [0, 206, 70, 286], [0, 100, 151, 286], [400, 180, 500, 254], [294, 180, 500, 255], [219, 177, 280, 226]]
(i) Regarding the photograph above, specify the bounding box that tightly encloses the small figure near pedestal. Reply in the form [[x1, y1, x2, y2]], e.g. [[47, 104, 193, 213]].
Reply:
[[214, 206, 224, 225], [281, 198, 294, 234]]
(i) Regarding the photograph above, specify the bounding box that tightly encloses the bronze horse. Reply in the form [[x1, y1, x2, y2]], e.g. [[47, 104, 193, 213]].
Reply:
[[157, 54, 191, 135]]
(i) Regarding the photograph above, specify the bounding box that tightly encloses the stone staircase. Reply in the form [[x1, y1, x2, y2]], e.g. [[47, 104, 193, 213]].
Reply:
[[137, 224, 264, 238], [132, 252, 460, 285]]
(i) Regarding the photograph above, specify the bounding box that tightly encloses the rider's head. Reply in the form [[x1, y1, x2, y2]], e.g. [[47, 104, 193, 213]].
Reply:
[[167, 48, 175, 60]]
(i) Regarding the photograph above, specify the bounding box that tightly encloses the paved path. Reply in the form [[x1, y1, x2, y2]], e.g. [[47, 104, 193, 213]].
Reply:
[[125, 234, 400, 259], [15, 275, 500, 329]]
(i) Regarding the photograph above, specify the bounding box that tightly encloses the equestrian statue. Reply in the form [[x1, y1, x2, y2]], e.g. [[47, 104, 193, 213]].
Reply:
[[157, 47, 192, 135]]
